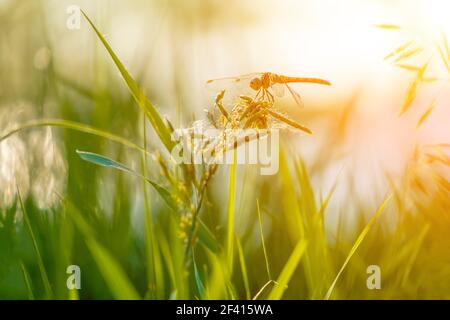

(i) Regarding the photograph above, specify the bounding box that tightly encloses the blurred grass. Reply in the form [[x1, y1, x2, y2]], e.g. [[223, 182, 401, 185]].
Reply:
[[0, 0, 449, 300]]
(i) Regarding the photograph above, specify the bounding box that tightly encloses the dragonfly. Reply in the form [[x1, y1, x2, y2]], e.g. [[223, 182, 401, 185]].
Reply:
[[207, 72, 331, 108]]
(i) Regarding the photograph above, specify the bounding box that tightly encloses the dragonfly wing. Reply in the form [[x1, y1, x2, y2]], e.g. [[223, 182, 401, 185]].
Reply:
[[285, 83, 304, 108], [206, 72, 261, 84], [206, 73, 262, 101], [271, 83, 285, 97]]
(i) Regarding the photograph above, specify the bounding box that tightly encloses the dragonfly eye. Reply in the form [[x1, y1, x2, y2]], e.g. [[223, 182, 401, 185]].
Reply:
[[249, 78, 261, 91]]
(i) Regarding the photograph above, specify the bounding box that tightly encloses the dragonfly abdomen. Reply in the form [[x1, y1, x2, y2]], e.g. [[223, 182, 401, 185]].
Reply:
[[278, 76, 331, 85]]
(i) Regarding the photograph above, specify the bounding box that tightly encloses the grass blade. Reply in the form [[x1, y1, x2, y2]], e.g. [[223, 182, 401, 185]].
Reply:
[[401, 79, 419, 115], [192, 250, 206, 298], [384, 40, 414, 61], [20, 261, 35, 300], [374, 24, 402, 30], [82, 11, 174, 151], [64, 200, 140, 300], [85, 239, 140, 300], [267, 240, 307, 300], [197, 218, 219, 253], [400, 63, 428, 115], [324, 195, 392, 300], [395, 64, 421, 72], [416, 101, 436, 128], [226, 152, 237, 270], [437, 31, 450, 73], [236, 237, 251, 300], [77, 150, 177, 211], [393, 46, 423, 63], [257, 199, 271, 280], [141, 117, 160, 299], [17, 188, 53, 299], [0, 119, 147, 154], [253, 280, 276, 300]]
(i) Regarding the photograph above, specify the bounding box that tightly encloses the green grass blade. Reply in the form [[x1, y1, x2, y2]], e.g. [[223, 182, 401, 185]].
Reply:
[[141, 118, 159, 299], [226, 152, 237, 270], [268, 240, 307, 300], [197, 218, 219, 253], [204, 250, 229, 299], [81, 11, 174, 151], [64, 201, 140, 300], [20, 261, 35, 300], [257, 199, 271, 280], [17, 188, 53, 299], [0, 118, 147, 154], [77, 150, 130, 171], [192, 250, 205, 298], [324, 195, 392, 300], [77, 150, 177, 211], [84, 238, 140, 300], [236, 237, 251, 300]]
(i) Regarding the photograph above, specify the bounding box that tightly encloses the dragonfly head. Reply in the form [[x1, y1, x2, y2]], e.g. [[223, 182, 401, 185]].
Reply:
[[249, 77, 262, 91]]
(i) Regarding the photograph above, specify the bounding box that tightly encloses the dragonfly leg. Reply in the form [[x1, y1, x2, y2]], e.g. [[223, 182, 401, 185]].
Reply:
[[261, 89, 268, 101], [266, 89, 274, 103], [255, 89, 262, 100]]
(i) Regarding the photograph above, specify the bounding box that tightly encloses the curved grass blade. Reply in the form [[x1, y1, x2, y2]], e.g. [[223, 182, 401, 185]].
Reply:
[[77, 150, 176, 211], [81, 10, 174, 151], [253, 280, 276, 300], [324, 195, 392, 300], [0, 119, 147, 154]]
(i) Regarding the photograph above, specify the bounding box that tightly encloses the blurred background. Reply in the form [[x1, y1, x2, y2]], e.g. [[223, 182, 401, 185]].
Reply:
[[0, 0, 449, 299]]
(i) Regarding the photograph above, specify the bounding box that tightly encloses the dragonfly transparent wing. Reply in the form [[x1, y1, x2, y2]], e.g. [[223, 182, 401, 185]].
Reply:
[[206, 73, 262, 106], [271, 82, 285, 97], [284, 83, 304, 108], [206, 72, 261, 85]]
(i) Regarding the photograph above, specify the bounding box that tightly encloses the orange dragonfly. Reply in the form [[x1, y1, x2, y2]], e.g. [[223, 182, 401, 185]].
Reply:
[[207, 72, 331, 108]]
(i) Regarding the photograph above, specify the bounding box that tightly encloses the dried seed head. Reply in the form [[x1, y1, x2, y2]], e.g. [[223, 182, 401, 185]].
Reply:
[[239, 95, 254, 103]]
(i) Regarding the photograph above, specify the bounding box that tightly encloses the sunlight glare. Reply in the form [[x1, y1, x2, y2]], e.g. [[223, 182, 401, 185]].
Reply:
[[422, 0, 450, 33]]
